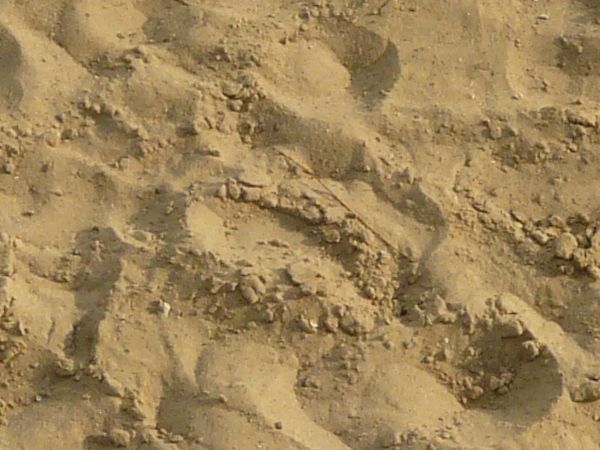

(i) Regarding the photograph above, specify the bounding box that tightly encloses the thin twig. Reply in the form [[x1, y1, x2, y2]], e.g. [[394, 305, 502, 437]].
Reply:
[[368, 0, 393, 16], [276, 149, 400, 258]]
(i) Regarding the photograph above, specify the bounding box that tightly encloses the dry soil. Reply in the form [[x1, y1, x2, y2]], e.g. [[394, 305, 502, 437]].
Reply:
[[2, 1, 600, 449]]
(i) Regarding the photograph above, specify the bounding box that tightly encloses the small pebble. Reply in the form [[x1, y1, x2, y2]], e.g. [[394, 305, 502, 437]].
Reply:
[[158, 300, 172, 317], [2, 162, 15, 174], [554, 232, 578, 260], [169, 434, 185, 443], [108, 427, 131, 447], [240, 284, 259, 304], [531, 229, 550, 245], [571, 381, 600, 403], [323, 229, 341, 244], [215, 184, 228, 199], [522, 340, 540, 360], [497, 317, 524, 338]]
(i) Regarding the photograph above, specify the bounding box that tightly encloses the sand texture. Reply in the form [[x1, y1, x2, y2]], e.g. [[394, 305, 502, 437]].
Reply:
[[3, 0, 600, 449]]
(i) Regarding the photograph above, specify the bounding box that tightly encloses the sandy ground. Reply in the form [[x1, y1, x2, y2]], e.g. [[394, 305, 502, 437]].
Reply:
[[3, 0, 600, 448]]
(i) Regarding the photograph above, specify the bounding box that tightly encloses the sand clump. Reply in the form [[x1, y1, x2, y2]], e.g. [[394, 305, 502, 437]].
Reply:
[[3, 0, 600, 449]]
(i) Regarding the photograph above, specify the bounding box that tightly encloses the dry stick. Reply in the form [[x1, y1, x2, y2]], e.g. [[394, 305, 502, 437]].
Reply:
[[276, 149, 400, 259], [377, 0, 393, 15], [368, 0, 393, 15]]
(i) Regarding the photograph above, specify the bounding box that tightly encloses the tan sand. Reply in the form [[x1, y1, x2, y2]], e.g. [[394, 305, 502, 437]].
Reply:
[[2, 0, 600, 448]]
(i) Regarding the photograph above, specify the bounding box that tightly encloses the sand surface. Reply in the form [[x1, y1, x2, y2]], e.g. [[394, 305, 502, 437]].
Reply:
[[3, 0, 600, 448]]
